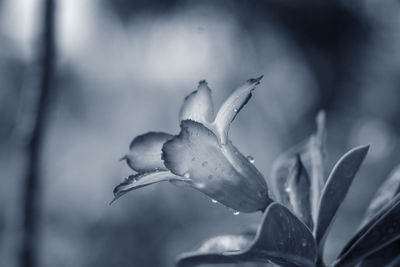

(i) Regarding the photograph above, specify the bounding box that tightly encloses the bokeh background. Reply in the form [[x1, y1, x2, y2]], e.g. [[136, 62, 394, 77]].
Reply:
[[1, 0, 400, 266]]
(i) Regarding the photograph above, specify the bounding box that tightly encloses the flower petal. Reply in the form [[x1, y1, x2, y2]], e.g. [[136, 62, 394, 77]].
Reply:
[[361, 165, 400, 226], [122, 132, 172, 172], [333, 193, 400, 267], [176, 203, 317, 267], [213, 76, 263, 144], [179, 80, 214, 124], [315, 145, 369, 255], [162, 120, 270, 213], [110, 170, 185, 204], [270, 111, 326, 225]]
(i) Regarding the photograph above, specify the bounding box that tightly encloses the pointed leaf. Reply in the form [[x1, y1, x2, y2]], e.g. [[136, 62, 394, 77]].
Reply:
[[179, 80, 214, 124], [270, 111, 326, 225], [309, 110, 326, 221], [358, 240, 400, 267], [213, 76, 263, 144], [361, 165, 400, 226], [162, 120, 270, 213], [111, 170, 185, 204], [333, 193, 400, 267], [177, 203, 316, 267], [314, 145, 369, 254], [286, 155, 313, 229], [122, 132, 172, 172], [246, 203, 317, 267]]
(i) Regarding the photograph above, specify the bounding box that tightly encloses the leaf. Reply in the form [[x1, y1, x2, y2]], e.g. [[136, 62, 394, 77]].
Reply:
[[110, 170, 185, 204], [358, 240, 400, 267], [179, 80, 214, 124], [314, 145, 369, 254], [177, 234, 255, 266], [361, 165, 400, 226], [286, 155, 313, 229], [121, 132, 172, 172], [333, 193, 400, 267], [212, 76, 263, 144], [162, 120, 270, 213], [270, 111, 326, 226], [177, 203, 317, 267], [309, 110, 326, 222]]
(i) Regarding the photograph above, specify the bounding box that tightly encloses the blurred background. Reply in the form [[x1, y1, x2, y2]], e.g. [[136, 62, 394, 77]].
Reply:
[[1, 0, 400, 266]]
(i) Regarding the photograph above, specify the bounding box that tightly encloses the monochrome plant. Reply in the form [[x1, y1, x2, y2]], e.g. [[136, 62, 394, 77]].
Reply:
[[112, 77, 400, 266]]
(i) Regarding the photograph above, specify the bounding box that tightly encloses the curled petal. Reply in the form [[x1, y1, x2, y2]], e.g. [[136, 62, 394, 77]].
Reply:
[[122, 132, 172, 172], [179, 80, 214, 124], [110, 170, 186, 204], [213, 76, 263, 144], [177, 203, 317, 267], [361, 165, 400, 226], [162, 120, 271, 213]]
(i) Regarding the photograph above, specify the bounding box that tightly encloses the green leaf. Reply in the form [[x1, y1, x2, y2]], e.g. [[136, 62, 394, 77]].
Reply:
[[314, 145, 369, 254], [179, 80, 214, 124], [333, 193, 400, 267], [361, 165, 400, 226], [212, 76, 263, 144], [176, 203, 317, 267]]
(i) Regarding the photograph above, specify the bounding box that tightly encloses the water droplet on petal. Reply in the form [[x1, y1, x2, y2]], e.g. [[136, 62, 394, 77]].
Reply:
[[285, 186, 291, 193], [211, 199, 218, 203], [233, 108, 238, 113], [233, 210, 240, 216], [183, 172, 191, 179], [247, 155, 255, 164], [302, 239, 307, 247]]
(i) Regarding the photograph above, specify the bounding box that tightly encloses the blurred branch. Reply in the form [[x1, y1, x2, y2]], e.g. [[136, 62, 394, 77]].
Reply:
[[20, 0, 56, 267]]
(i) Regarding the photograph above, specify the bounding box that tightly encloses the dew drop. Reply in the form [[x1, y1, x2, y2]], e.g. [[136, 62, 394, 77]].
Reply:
[[285, 187, 292, 193], [233, 210, 240, 216], [301, 239, 307, 247], [211, 199, 218, 204], [233, 108, 238, 113], [247, 155, 255, 164], [183, 172, 191, 178]]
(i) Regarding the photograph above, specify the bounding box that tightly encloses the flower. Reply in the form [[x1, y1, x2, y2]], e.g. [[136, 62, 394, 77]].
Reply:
[[112, 76, 273, 213]]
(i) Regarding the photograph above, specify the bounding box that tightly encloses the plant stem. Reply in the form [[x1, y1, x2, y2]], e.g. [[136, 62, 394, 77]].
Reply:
[[20, 0, 56, 267]]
